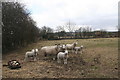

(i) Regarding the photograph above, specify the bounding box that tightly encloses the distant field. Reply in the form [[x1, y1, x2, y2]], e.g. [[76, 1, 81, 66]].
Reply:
[[2, 38, 118, 78]]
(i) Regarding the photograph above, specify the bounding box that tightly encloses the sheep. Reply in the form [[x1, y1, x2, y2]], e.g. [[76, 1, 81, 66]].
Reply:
[[24, 49, 38, 61], [39, 44, 64, 60], [74, 45, 83, 54], [65, 42, 78, 52], [57, 50, 69, 64]]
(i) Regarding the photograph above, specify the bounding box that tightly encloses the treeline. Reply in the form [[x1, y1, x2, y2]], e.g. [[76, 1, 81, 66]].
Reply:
[[74, 27, 118, 39], [38, 26, 118, 40], [39, 26, 118, 40], [2, 2, 40, 53]]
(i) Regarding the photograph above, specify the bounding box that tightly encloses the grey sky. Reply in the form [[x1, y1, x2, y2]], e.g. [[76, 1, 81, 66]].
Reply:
[[21, 0, 119, 31]]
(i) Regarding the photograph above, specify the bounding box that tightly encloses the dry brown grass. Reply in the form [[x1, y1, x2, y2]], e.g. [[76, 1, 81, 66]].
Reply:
[[2, 38, 118, 78]]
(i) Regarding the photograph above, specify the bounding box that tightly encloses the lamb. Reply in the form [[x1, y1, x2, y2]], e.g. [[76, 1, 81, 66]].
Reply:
[[24, 49, 38, 61], [57, 50, 69, 64], [74, 45, 83, 54], [65, 42, 78, 52], [39, 44, 64, 60]]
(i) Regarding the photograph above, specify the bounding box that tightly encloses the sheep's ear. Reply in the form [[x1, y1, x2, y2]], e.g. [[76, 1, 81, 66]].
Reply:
[[55, 44, 57, 45]]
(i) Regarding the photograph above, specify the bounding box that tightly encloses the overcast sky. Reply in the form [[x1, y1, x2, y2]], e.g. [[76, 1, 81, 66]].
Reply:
[[20, 0, 119, 31]]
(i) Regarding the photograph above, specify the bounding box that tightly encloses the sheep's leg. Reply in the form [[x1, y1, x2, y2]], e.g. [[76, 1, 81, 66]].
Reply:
[[55, 54, 58, 60], [52, 54, 56, 60], [64, 59, 67, 64], [81, 51, 82, 54], [75, 51, 77, 54], [80, 50, 83, 54], [24, 58, 27, 61], [24, 55, 28, 61], [34, 57, 37, 61], [44, 53, 47, 57], [36, 56, 39, 60], [75, 49, 78, 54], [57, 58, 61, 63], [72, 48, 74, 53], [72, 48, 76, 54], [24, 57, 26, 61]]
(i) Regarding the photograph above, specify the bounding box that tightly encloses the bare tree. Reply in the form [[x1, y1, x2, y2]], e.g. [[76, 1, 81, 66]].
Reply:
[[65, 20, 76, 38], [40, 26, 54, 39], [65, 20, 76, 32], [76, 26, 92, 38], [56, 26, 65, 32], [56, 26, 66, 39]]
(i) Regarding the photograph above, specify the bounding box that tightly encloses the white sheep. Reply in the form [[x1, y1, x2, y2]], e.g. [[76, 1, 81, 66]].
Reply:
[[66, 42, 78, 52], [57, 50, 69, 64], [24, 49, 38, 61], [39, 44, 64, 60], [74, 45, 83, 54]]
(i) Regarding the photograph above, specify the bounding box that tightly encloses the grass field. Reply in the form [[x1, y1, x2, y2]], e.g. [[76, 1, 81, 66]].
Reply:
[[2, 38, 118, 78]]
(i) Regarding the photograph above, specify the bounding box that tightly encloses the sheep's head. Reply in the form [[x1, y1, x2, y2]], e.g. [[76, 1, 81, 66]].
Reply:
[[65, 50, 68, 54], [35, 49, 38, 52], [62, 44, 66, 49], [56, 45, 62, 52], [35, 48, 39, 55], [60, 44, 66, 51], [81, 45, 83, 49], [65, 50, 69, 58], [73, 42, 78, 46], [58, 44, 67, 52]]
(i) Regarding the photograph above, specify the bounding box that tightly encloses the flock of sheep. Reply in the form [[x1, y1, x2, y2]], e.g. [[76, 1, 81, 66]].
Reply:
[[24, 42, 84, 64]]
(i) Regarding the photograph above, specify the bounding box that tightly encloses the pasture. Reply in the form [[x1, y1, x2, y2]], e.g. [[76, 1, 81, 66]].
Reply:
[[2, 38, 118, 78]]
